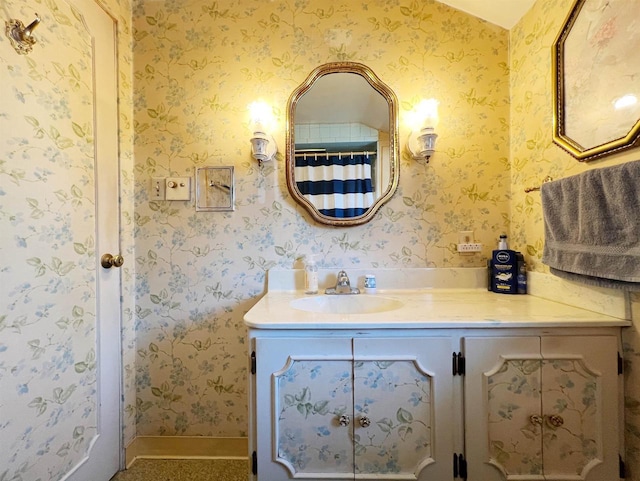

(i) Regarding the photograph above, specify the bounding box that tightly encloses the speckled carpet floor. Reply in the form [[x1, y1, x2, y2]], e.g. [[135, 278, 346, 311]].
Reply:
[[110, 459, 248, 481]]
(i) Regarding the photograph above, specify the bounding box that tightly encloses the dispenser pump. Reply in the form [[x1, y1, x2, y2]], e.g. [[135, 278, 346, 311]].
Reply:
[[498, 234, 508, 250]]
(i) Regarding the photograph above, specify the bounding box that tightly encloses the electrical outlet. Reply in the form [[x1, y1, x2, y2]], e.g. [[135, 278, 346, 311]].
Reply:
[[457, 243, 483, 253], [458, 230, 474, 244], [165, 177, 191, 201], [150, 177, 166, 200]]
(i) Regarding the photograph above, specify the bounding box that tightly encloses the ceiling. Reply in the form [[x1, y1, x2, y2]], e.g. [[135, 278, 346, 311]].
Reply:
[[439, 0, 537, 29]]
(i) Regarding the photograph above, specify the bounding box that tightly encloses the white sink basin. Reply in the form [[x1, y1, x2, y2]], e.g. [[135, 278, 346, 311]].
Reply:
[[290, 295, 404, 315]]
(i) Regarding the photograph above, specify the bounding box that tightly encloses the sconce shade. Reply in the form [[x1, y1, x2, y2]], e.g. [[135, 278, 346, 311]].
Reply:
[[250, 131, 277, 163], [248, 101, 277, 164], [407, 126, 438, 162], [250, 132, 270, 162], [417, 127, 437, 159], [406, 98, 439, 162]]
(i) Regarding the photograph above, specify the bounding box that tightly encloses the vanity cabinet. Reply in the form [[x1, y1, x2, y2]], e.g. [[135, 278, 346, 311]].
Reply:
[[464, 335, 620, 481], [249, 330, 623, 481], [252, 336, 455, 480]]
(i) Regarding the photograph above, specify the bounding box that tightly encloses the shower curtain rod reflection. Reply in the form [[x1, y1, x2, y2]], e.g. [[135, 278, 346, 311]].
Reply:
[[294, 150, 377, 158]]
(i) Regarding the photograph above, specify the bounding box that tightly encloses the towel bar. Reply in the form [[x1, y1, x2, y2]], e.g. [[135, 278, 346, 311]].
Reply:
[[524, 176, 553, 193]]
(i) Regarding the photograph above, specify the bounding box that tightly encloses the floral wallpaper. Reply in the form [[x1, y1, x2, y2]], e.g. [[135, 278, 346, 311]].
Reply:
[[510, 0, 640, 477], [131, 0, 510, 438], [2, 0, 640, 478], [0, 0, 135, 480]]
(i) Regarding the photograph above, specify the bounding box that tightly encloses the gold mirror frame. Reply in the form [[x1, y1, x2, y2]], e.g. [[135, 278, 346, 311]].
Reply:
[[286, 62, 399, 226], [552, 0, 640, 161]]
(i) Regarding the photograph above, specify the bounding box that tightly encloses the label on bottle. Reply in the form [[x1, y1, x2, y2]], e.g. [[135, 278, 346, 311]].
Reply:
[[491, 249, 517, 294]]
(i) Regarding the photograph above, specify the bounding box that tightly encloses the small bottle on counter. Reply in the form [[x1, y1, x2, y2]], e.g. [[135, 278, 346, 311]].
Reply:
[[364, 274, 377, 294], [304, 255, 318, 294], [517, 253, 528, 294]]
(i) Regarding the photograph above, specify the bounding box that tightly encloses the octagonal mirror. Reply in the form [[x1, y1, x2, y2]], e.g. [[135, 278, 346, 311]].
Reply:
[[552, 0, 640, 161], [286, 62, 399, 226]]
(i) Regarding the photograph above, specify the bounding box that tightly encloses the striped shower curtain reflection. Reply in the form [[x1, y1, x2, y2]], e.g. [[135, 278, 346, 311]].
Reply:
[[295, 152, 375, 218]]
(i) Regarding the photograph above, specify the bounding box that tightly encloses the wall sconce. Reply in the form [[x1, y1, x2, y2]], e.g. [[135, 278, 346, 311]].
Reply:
[[248, 101, 277, 165], [407, 99, 439, 162]]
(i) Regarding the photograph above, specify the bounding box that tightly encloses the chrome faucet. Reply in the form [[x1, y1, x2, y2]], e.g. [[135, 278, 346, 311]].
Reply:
[[325, 270, 360, 295]]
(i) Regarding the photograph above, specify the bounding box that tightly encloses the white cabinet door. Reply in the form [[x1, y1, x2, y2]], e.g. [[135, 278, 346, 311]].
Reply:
[[353, 338, 454, 480], [255, 337, 354, 480], [253, 336, 454, 481], [540, 336, 619, 481], [464, 336, 619, 481], [464, 336, 542, 481]]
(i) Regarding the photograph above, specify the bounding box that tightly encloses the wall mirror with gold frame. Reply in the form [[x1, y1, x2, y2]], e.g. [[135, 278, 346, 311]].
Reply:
[[552, 0, 640, 161], [286, 62, 399, 226]]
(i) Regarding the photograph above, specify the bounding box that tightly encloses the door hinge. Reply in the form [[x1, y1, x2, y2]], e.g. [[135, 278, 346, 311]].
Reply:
[[251, 351, 256, 375], [252, 450, 258, 475], [452, 352, 465, 376], [618, 352, 624, 375], [453, 453, 467, 479], [620, 454, 626, 478]]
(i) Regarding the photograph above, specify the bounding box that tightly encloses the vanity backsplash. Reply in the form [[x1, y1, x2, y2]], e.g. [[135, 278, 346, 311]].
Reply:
[[265, 267, 629, 320]]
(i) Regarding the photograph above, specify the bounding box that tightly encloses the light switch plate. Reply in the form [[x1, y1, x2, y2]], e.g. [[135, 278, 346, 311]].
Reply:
[[165, 177, 191, 201], [150, 177, 166, 200]]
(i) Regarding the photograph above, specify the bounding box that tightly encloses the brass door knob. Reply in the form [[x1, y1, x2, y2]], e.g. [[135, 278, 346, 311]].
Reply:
[[101, 253, 124, 269]]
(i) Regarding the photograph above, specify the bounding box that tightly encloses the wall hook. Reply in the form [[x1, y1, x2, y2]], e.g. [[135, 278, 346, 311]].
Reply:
[[5, 13, 40, 55]]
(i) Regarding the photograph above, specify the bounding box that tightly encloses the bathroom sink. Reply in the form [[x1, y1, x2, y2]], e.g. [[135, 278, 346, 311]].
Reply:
[[290, 295, 404, 315]]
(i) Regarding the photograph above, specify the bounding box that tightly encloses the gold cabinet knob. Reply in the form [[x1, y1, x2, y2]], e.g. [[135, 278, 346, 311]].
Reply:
[[101, 253, 124, 269], [529, 414, 543, 425], [546, 414, 564, 428], [359, 416, 371, 428]]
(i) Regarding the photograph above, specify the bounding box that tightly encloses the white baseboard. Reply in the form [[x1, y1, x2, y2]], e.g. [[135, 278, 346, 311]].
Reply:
[[125, 436, 248, 468]]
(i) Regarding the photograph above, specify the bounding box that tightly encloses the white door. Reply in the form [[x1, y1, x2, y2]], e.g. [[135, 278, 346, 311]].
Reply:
[[0, 0, 121, 480]]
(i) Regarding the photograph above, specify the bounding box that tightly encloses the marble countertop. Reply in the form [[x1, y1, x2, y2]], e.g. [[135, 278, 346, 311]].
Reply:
[[243, 288, 631, 330]]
